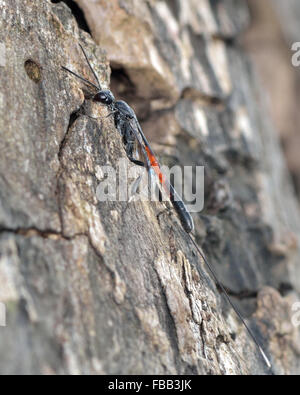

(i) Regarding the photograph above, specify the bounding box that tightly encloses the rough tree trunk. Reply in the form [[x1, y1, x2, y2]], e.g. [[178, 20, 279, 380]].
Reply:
[[0, 0, 299, 375]]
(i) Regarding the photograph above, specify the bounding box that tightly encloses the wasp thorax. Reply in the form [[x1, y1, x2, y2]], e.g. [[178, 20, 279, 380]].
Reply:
[[93, 90, 115, 105], [114, 100, 135, 119]]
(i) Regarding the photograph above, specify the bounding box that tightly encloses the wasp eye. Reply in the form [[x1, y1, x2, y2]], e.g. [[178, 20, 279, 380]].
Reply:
[[93, 90, 115, 105]]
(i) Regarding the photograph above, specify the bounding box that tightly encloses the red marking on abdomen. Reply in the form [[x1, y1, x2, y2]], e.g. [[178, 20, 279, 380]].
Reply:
[[145, 146, 166, 186]]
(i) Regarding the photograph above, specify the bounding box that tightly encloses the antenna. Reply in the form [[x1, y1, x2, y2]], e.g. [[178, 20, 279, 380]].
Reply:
[[61, 66, 100, 91], [78, 42, 101, 89], [62, 42, 102, 91]]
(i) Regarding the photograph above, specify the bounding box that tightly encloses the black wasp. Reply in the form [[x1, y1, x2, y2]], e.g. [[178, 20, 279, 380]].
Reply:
[[62, 43, 272, 370], [62, 43, 194, 233]]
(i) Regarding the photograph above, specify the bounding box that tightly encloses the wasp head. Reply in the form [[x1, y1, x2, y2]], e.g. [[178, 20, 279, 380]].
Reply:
[[93, 90, 115, 105]]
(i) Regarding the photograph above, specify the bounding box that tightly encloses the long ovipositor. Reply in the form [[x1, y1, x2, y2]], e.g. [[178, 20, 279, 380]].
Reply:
[[62, 42, 272, 371]]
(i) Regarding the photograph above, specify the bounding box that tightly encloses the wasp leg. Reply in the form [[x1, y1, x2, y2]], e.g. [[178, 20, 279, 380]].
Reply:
[[127, 157, 145, 167]]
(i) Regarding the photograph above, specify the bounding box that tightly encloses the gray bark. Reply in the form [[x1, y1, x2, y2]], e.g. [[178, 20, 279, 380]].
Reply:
[[0, 0, 299, 375]]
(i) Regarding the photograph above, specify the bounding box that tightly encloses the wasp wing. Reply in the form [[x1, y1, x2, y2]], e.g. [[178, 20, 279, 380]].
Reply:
[[131, 117, 194, 233]]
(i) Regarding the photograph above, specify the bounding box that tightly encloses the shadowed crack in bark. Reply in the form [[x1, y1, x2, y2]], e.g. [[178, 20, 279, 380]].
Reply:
[[217, 283, 295, 300], [0, 225, 85, 241], [0, 224, 116, 281], [56, 100, 84, 234], [217, 284, 259, 300], [153, 263, 182, 362]]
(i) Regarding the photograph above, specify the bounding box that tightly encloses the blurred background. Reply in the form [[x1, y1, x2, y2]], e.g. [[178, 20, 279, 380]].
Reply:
[[243, 0, 300, 202]]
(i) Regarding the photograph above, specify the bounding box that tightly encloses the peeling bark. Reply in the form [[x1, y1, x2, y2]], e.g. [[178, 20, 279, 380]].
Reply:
[[0, 0, 299, 375]]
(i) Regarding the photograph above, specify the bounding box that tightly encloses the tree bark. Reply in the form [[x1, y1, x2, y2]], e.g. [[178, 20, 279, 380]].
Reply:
[[0, 0, 299, 375]]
